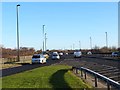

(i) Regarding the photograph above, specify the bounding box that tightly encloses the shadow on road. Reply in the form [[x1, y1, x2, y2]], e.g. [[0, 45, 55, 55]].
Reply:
[[49, 69, 72, 90]]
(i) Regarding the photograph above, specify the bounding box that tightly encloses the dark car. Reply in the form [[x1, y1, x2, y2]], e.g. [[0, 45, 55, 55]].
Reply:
[[112, 52, 120, 57]]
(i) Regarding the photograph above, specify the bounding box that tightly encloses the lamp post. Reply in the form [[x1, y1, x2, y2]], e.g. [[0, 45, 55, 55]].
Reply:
[[42, 25, 45, 52], [16, 4, 20, 61], [105, 32, 108, 48], [73, 43, 75, 50], [79, 41, 81, 50], [45, 33, 47, 51], [90, 37, 92, 50], [71, 45, 72, 50]]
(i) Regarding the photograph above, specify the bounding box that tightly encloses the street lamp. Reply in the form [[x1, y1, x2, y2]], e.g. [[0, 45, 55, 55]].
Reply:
[[90, 37, 92, 50], [16, 4, 20, 61], [79, 41, 81, 50], [71, 45, 72, 50], [105, 32, 108, 48], [45, 33, 47, 51], [42, 25, 45, 52], [73, 43, 75, 50]]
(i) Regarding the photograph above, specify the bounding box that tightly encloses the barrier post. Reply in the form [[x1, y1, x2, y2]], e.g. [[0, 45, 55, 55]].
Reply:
[[76, 68, 79, 74], [84, 71, 87, 79], [81, 69, 83, 77], [77, 67, 120, 89], [107, 82, 110, 90], [72, 67, 76, 73], [95, 76, 98, 87]]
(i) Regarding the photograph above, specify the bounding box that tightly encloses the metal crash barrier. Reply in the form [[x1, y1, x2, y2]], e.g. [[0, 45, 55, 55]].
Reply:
[[72, 67, 120, 90]]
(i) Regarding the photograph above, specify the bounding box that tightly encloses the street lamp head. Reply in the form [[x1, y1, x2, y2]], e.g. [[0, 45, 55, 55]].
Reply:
[[17, 4, 20, 7]]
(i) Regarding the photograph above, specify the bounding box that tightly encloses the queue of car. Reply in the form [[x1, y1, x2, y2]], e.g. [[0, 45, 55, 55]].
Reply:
[[31, 50, 95, 64], [31, 52, 62, 64], [31, 50, 120, 65]]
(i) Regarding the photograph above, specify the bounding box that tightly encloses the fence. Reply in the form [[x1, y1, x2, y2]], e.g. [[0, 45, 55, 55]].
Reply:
[[2, 56, 32, 64], [72, 67, 120, 90]]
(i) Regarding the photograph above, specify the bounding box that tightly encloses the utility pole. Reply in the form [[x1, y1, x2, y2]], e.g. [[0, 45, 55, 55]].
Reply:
[[16, 4, 20, 61]]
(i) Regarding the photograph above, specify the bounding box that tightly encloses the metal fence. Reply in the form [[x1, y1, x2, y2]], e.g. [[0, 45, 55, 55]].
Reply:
[[72, 67, 120, 90]]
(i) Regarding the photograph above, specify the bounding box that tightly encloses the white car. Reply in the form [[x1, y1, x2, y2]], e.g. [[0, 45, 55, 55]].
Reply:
[[52, 52, 60, 60], [87, 51, 92, 55], [32, 54, 46, 64], [74, 51, 82, 58], [59, 52, 63, 56], [65, 53, 68, 55]]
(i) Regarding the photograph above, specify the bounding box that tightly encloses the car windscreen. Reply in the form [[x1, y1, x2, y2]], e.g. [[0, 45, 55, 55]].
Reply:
[[114, 52, 118, 54], [74, 52, 81, 54], [53, 54, 58, 56], [32, 55, 40, 58]]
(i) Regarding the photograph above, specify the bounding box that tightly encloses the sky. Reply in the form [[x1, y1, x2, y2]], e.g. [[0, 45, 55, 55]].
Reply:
[[2, 2, 118, 50]]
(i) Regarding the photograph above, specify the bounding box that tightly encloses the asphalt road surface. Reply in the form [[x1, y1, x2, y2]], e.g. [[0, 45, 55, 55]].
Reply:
[[58, 54, 120, 83], [1, 57, 64, 77]]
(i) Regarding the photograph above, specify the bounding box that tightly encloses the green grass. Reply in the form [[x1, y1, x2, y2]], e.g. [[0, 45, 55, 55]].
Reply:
[[2, 65, 92, 89]]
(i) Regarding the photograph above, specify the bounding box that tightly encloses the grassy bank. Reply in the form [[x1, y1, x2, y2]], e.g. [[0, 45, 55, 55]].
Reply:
[[2, 65, 92, 89]]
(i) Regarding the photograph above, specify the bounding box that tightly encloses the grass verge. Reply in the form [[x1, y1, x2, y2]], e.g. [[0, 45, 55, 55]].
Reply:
[[2, 65, 92, 89]]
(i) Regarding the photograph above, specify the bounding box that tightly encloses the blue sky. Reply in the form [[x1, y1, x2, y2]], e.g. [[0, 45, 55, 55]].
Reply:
[[2, 2, 118, 50]]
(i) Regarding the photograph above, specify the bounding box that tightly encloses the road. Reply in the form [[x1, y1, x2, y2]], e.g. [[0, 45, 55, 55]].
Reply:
[[1, 54, 120, 83], [1, 57, 63, 77], [59, 54, 120, 83]]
